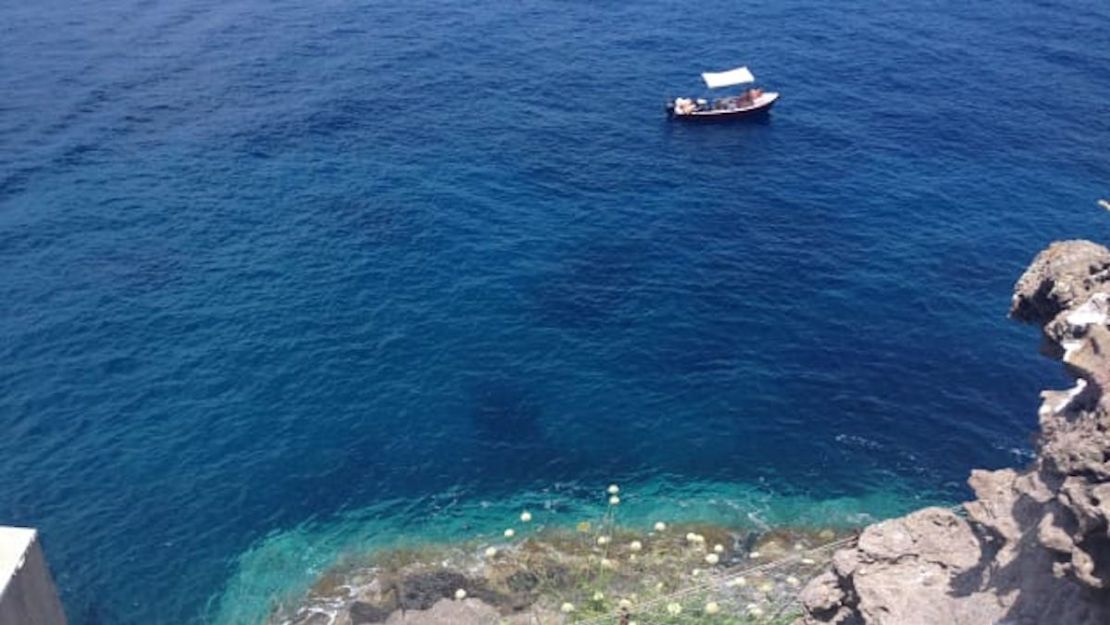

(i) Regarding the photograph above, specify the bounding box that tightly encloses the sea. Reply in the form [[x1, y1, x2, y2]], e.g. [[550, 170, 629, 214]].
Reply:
[[2, 1, 1109, 623]]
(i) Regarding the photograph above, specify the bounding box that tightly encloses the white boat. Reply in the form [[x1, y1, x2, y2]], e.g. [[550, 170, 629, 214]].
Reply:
[[667, 66, 780, 120]]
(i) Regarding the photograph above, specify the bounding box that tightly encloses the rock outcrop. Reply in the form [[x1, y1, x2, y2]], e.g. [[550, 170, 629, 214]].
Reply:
[[277, 524, 842, 625], [797, 240, 1110, 625]]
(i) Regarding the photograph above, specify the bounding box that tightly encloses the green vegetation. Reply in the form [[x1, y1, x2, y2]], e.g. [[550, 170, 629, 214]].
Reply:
[[291, 484, 847, 625]]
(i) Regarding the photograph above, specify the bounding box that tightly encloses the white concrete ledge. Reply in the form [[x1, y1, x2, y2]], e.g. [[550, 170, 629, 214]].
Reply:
[[0, 526, 68, 625]]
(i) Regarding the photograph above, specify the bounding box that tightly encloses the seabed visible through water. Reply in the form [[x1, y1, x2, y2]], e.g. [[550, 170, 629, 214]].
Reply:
[[214, 480, 939, 625]]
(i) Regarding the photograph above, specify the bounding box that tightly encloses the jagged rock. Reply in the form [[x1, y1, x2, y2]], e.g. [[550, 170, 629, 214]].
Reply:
[[382, 598, 533, 625], [848, 508, 1002, 625], [350, 601, 394, 624], [797, 240, 1110, 625], [799, 571, 844, 615], [397, 570, 470, 610], [1010, 240, 1110, 325]]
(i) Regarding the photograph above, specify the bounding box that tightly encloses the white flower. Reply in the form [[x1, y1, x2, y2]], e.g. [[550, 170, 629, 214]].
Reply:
[[597, 535, 611, 546], [705, 553, 720, 565], [787, 575, 800, 587], [653, 521, 666, 532], [484, 546, 498, 558], [607, 484, 620, 495], [705, 601, 720, 615], [758, 581, 774, 593], [726, 576, 747, 587], [600, 558, 616, 569], [618, 598, 633, 609], [629, 622, 638, 625], [685, 532, 697, 543], [747, 605, 764, 617], [794, 542, 804, 551], [801, 557, 816, 565], [520, 511, 532, 523], [666, 602, 682, 616], [629, 540, 642, 552], [592, 591, 605, 601], [748, 550, 760, 559], [654, 582, 664, 591], [608, 495, 621, 506], [503, 528, 515, 538], [560, 602, 575, 613], [690, 533, 705, 543], [713, 544, 724, 553], [454, 588, 467, 600]]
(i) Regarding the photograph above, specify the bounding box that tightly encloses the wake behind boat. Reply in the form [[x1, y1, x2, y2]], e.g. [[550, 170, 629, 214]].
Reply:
[[667, 66, 779, 120]]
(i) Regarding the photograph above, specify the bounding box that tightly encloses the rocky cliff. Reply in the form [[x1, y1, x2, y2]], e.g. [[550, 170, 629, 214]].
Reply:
[[796, 240, 1110, 625]]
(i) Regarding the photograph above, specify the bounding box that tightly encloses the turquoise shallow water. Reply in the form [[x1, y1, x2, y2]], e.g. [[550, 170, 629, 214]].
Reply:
[[2, 0, 1109, 624], [212, 478, 939, 625]]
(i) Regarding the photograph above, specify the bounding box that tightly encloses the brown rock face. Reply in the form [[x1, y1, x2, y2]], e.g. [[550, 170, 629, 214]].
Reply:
[[381, 598, 536, 625], [797, 240, 1110, 625]]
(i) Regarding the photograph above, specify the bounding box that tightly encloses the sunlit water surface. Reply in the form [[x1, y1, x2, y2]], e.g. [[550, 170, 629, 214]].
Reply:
[[2, 1, 1109, 623]]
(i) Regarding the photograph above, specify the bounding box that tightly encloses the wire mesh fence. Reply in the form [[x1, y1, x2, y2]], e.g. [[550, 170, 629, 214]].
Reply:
[[570, 534, 860, 625]]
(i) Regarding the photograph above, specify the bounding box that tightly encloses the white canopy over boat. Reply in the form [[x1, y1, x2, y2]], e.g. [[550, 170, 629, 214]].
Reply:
[[701, 66, 755, 89]]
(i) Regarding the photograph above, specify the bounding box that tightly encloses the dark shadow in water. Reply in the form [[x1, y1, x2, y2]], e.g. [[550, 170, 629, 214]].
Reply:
[[528, 240, 648, 332], [661, 112, 773, 137], [660, 113, 775, 159], [462, 377, 584, 484], [75, 600, 109, 625], [469, 378, 545, 444]]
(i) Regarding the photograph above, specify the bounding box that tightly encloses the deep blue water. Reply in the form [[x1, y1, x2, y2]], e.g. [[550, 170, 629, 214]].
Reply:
[[2, 0, 1109, 623]]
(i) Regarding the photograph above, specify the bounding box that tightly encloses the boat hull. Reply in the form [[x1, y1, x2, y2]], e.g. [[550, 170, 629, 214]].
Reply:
[[667, 92, 779, 121]]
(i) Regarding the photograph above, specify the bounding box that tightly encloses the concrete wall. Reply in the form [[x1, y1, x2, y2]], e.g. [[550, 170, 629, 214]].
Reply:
[[0, 527, 68, 625]]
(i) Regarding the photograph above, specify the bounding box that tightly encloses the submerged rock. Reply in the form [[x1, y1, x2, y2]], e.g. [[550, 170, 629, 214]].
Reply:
[[797, 239, 1110, 625], [275, 523, 840, 625], [348, 601, 393, 624]]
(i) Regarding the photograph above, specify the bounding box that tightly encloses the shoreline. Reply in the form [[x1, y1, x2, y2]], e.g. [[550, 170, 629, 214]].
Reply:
[[212, 480, 946, 625], [796, 239, 1110, 625], [271, 515, 858, 625]]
